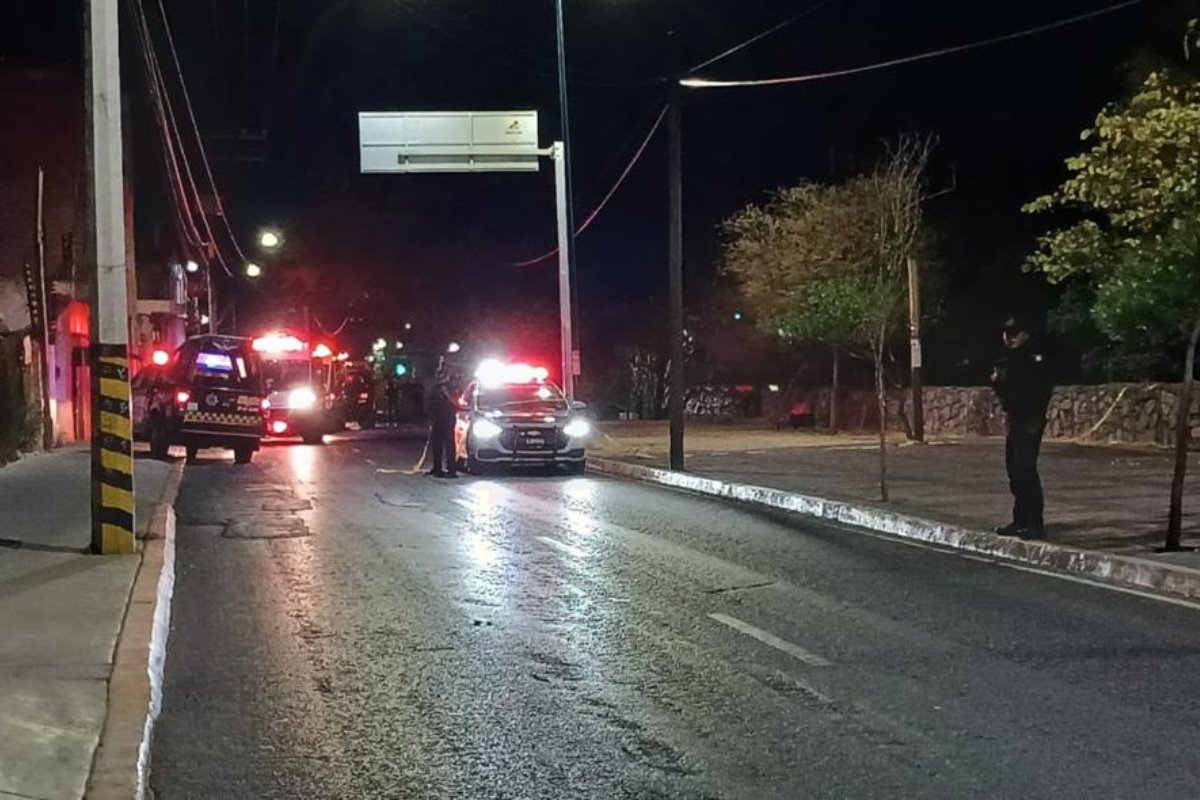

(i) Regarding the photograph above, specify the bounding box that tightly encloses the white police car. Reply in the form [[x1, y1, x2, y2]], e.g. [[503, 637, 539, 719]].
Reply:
[[454, 360, 591, 474]]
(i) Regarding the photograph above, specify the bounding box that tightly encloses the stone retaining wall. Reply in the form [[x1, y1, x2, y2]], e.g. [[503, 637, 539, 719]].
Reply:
[[757, 382, 1200, 447]]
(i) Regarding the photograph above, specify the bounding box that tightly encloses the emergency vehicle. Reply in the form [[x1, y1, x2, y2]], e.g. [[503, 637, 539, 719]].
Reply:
[[454, 359, 591, 474], [254, 332, 344, 444], [132, 334, 264, 464]]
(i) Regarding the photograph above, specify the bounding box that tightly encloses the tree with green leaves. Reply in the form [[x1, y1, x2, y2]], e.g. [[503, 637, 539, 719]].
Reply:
[[723, 137, 934, 501], [1025, 70, 1200, 550]]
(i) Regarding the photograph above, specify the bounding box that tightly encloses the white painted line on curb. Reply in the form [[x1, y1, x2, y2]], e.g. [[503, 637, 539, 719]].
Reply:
[[999, 562, 1200, 612], [136, 506, 176, 800], [961, 554, 996, 563], [708, 612, 832, 667], [536, 536, 587, 558]]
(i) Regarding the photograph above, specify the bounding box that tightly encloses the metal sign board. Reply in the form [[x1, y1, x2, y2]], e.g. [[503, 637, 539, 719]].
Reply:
[[358, 111, 540, 174]]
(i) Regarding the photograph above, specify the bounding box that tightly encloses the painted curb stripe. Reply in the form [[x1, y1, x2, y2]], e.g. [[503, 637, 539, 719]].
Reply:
[[589, 457, 1200, 603]]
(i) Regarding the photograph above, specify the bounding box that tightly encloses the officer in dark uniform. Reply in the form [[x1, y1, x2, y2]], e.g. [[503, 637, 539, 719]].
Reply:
[[991, 317, 1053, 538], [426, 369, 458, 478]]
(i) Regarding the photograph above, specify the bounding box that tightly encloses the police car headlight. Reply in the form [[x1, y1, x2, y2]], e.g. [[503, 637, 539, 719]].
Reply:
[[473, 418, 503, 439], [563, 419, 591, 438], [289, 387, 318, 410]]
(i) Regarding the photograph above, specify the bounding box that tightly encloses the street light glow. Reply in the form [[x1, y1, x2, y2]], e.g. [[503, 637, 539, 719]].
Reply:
[[258, 229, 282, 249], [447, 341, 461, 354], [185, 260, 199, 273], [245, 262, 263, 278]]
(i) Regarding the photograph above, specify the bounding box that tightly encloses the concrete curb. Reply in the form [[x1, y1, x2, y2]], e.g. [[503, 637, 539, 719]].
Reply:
[[589, 457, 1200, 604], [86, 459, 184, 799]]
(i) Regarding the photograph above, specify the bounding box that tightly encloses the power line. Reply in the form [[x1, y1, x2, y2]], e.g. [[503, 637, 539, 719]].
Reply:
[[130, 0, 204, 255], [682, 0, 1145, 89], [154, 0, 250, 266], [687, 0, 841, 75], [511, 104, 668, 268]]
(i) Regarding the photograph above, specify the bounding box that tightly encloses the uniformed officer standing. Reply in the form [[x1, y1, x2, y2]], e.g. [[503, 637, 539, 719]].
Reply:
[[426, 369, 458, 478], [991, 317, 1054, 539]]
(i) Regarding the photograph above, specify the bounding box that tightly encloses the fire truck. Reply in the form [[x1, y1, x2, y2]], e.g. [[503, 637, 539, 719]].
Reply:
[[253, 332, 346, 444]]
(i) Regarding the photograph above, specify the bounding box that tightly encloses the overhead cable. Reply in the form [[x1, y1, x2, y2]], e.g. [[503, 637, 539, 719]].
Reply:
[[511, 104, 668, 268], [687, 0, 841, 75], [682, 0, 1144, 89]]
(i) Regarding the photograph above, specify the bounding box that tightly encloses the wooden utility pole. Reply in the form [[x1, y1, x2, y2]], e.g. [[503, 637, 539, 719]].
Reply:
[[907, 256, 925, 442], [35, 169, 54, 449], [667, 30, 685, 471]]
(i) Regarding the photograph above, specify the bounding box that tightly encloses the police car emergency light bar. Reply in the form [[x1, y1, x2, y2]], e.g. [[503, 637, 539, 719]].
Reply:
[[474, 359, 551, 390], [252, 333, 306, 355]]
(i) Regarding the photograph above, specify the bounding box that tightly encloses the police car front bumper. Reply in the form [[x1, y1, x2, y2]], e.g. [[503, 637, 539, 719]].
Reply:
[[471, 423, 586, 466]]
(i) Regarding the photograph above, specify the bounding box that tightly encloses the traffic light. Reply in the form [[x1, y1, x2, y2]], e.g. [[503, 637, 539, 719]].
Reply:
[[394, 359, 411, 378]]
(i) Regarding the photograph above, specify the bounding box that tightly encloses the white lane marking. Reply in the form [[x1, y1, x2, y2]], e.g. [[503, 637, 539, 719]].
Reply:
[[137, 507, 176, 800], [708, 612, 832, 667], [365, 457, 378, 466], [999, 562, 1200, 612], [536, 536, 587, 558]]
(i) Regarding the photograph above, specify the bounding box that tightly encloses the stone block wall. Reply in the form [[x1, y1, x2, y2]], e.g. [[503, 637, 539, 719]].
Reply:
[[760, 382, 1200, 447]]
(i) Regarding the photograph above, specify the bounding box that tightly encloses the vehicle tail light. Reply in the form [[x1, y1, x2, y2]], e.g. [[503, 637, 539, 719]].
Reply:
[[175, 390, 190, 406], [359, 392, 369, 400], [271, 420, 289, 435]]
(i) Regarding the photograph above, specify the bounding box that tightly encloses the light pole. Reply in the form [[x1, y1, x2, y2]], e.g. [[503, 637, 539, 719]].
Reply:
[[554, 0, 579, 399]]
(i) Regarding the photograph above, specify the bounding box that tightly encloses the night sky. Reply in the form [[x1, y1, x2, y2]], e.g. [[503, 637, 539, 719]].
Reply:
[[2, 0, 1173, 382]]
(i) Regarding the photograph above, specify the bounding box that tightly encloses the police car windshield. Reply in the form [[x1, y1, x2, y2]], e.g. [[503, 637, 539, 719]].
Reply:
[[477, 384, 566, 413]]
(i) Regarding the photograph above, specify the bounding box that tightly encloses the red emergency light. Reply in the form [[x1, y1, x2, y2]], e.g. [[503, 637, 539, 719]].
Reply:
[[151, 349, 170, 366], [474, 359, 550, 389], [252, 333, 306, 355], [311, 343, 333, 359], [271, 420, 289, 435]]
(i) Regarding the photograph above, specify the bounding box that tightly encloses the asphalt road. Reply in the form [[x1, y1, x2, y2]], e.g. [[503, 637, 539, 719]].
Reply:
[[151, 431, 1200, 799]]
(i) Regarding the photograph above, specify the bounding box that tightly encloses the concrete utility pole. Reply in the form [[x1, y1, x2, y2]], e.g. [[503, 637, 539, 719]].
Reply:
[[553, 0, 580, 398], [87, 0, 136, 554], [907, 256, 925, 443], [552, 142, 575, 402], [667, 29, 685, 472]]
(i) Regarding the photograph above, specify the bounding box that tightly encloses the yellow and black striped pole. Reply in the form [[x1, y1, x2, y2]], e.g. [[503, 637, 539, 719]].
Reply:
[[92, 345, 135, 554], [87, 0, 136, 554]]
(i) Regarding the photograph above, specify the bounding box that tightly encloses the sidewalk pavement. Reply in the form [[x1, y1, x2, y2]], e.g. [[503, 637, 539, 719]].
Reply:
[[0, 447, 170, 800], [592, 421, 1200, 566]]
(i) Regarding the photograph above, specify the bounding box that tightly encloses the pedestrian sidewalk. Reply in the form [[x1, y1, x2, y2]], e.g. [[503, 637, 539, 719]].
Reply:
[[592, 421, 1200, 564], [0, 447, 171, 800]]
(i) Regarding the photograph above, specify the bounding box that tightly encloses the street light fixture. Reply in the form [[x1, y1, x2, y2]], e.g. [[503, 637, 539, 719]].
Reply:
[[447, 341, 461, 354], [258, 229, 282, 250], [185, 260, 199, 273], [403, 322, 413, 331], [245, 262, 263, 278]]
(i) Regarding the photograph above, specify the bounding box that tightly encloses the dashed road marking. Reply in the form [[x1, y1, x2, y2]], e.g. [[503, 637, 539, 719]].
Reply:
[[708, 612, 832, 667], [535, 536, 587, 558]]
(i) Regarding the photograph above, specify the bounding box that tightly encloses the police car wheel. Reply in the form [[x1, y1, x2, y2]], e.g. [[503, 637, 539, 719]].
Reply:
[[233, 447, 253, 465], [302, 432, 324, 445], [567, 461, 586, 476], [185, 445, 199, 464]]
